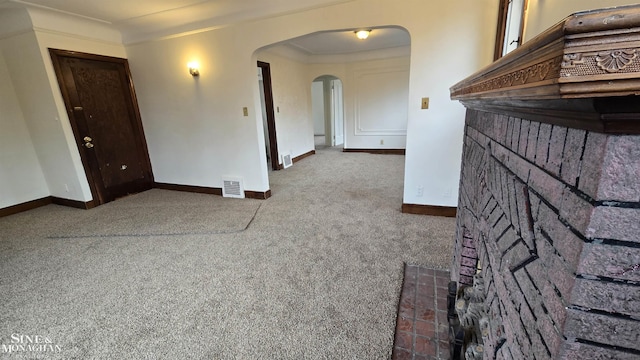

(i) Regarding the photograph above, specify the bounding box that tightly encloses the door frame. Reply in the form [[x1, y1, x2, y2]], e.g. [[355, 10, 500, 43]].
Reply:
[[49, 48, 154, 205], [312, 75, 344, 147], [257, 61, 279, 171], [330, 78, 344, 146]]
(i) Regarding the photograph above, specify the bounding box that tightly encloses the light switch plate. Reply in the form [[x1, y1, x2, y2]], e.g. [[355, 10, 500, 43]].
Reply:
[[421, 97, 429, 109], [242, 107, 248, 116]]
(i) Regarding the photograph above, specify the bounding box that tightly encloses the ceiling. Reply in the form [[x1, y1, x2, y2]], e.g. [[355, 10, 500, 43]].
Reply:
[[6, 0, 354, 27], [286, 28, 410, 56], [2, 0, 410, 54]]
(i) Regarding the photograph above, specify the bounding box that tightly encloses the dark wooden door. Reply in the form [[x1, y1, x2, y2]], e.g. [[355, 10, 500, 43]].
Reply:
[[258, 61, 279, 171], [50, 49, 153, 205]]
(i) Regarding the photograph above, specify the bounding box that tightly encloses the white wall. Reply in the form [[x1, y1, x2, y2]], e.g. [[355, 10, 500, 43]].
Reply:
[[304, 44, 412, 149], [126, 26, 271, 191], [0, 7, 129, 206], [1, 0, 497, 208], [125, 0, 497, 203], [257, 50, 315, 163], [402, 2, 496, 206], [346, 56, 409, 149], [0, 52, 49, 208], [524, 0, 639, 42], [4, 0, 630, 210], [312, 81, 325, 136], [308, 56, 410, 150], [0, 31, 92, 202], [0, 7, 32, 35]]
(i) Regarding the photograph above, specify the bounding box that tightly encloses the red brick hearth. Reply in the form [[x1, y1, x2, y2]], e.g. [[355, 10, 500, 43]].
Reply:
[[393, 265, 450, 360]]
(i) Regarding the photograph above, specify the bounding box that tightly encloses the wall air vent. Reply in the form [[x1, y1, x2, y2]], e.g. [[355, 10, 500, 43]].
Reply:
[[222, 177, 245, 198], [282, 153, 293, 169]]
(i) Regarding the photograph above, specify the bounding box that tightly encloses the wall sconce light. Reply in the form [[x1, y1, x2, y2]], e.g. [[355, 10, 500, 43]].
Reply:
[[355, 30, 371, 40], [188, 61, 200, 76]]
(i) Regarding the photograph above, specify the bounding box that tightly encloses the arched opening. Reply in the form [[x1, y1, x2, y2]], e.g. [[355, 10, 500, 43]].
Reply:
[[253, 25, 411, 194], [311, 75, 344, 149]]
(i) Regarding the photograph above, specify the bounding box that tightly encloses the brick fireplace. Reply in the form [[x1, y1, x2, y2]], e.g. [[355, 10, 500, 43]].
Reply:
[[448, 5, 640, 360]]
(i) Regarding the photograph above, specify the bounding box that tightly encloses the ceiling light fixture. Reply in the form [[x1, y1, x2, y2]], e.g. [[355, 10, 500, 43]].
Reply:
[[355, 30, 371, 40]]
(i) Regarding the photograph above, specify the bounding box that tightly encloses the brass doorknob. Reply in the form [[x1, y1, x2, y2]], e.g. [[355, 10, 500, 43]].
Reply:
[[83, 136, 92, 142], [84, 142, 94, 148]]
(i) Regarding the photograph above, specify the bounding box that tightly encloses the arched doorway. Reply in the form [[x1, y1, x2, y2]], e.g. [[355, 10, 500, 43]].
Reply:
[[311, 75, 344, 149]]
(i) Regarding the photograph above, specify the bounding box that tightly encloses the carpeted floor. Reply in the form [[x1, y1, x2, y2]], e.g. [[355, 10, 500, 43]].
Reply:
[[0, 146, 455, 359]]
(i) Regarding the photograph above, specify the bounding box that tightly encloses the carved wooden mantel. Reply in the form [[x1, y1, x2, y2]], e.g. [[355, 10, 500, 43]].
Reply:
[[450, 4, 640, 134]]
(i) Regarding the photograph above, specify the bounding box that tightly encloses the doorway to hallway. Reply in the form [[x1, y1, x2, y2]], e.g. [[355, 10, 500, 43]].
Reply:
[[311, 75, 344, 149]]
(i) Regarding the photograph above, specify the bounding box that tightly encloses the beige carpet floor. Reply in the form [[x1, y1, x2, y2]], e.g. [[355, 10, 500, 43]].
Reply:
[[0, 146, 455, 359]]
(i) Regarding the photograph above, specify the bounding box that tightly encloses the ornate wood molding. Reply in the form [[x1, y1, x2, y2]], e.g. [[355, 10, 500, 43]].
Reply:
[[453, 56, 563, 98], [451, 5, 640, 134]]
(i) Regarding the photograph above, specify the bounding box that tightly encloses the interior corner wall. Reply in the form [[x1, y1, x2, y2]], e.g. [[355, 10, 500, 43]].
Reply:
[[256, 50, 314, 162], [524, 0, 640, 42], [0, 31, 92, 203], [126, 26, 270, 192], [0, 50, 49, 209], [401, 1, 497, 207], [0, 7, 130, 208]]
